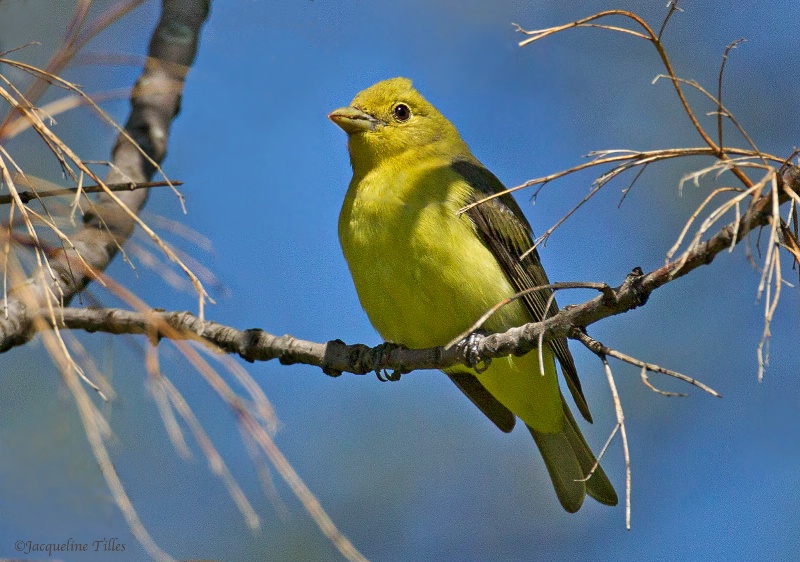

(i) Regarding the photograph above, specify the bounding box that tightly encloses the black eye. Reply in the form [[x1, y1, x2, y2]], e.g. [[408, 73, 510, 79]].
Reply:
[[393, 103, 411, 122]]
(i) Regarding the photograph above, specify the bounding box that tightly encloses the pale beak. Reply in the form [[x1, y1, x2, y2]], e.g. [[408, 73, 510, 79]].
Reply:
[[328, 106, 384, 134]]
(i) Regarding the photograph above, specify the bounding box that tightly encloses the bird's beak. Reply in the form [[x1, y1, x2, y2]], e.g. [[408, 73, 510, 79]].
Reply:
[[328, 106, 384, 134]]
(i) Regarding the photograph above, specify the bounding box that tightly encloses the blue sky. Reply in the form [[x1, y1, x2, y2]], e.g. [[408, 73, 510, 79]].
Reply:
[[1, 1, 799, 560]]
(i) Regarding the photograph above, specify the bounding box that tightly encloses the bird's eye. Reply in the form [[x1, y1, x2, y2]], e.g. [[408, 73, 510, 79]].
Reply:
[[392, 103, 411, 122]]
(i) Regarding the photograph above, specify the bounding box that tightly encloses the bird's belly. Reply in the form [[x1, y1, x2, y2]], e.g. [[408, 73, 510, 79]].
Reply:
[[341, 197, 528, 349], [341, 196, 562, 432], [339, 187, 562, 433]]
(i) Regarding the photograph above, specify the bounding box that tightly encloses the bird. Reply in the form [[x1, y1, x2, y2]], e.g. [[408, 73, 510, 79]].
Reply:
[[329, 77, 617, 512]]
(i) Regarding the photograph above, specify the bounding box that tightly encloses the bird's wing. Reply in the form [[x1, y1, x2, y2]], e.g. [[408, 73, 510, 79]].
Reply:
[[451, 159, 593, 423]]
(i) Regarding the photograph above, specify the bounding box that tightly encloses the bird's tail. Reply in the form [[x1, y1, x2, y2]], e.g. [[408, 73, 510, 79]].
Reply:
[[528, 395, 618, 512]]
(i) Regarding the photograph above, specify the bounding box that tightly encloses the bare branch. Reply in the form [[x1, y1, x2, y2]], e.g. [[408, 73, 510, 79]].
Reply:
[[0, 180, 183, 206], [571, 330, 718, 397], [25, 166, 797, 390], [515, 9, 757, 190], [600, 356, 631, 529]]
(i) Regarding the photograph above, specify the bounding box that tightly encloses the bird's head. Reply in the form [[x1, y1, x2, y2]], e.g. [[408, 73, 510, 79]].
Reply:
[[329, 77, 467, 173]]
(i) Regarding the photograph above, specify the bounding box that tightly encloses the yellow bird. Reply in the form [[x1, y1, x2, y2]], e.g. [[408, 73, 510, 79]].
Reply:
[[330, 77, 617, 512]]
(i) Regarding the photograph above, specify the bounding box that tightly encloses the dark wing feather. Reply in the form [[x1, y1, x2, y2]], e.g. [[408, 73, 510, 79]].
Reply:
[[452, 159, 593, 423]]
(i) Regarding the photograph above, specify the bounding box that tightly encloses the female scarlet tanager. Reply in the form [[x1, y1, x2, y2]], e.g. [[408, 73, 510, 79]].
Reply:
[[329, 77, 617, 512]]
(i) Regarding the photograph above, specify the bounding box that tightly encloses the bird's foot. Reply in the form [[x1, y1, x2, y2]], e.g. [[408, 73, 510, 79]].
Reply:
[[372, 342, 408, 382], [462, 330, 492, 374]]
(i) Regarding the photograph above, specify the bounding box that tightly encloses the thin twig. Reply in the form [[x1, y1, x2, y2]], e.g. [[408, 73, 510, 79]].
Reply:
[[602, 356, 631, 529], [657, 0, 682, 41], [640, 366, 687, 397], [572, 330, 720, 397], [717, 38, 747, 152], [0, 180, 182, 206], [516, 9, 756, 191]]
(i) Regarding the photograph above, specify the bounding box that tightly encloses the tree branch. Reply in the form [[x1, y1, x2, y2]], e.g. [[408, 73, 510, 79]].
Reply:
[[28, 164, 797, 379]]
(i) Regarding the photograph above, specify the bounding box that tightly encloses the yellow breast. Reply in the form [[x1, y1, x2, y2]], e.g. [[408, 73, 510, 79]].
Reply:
[[338, 155, 529, 348]]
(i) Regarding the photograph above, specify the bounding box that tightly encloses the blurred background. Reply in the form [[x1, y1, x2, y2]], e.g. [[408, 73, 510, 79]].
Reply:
[[0, 0, 798, 560]]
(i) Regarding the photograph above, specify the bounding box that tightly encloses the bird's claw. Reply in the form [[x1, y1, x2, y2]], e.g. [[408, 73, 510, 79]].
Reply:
[[376, 368, 403, 382], [463, 331, 491, 374], [372, 342, 407, 382]]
